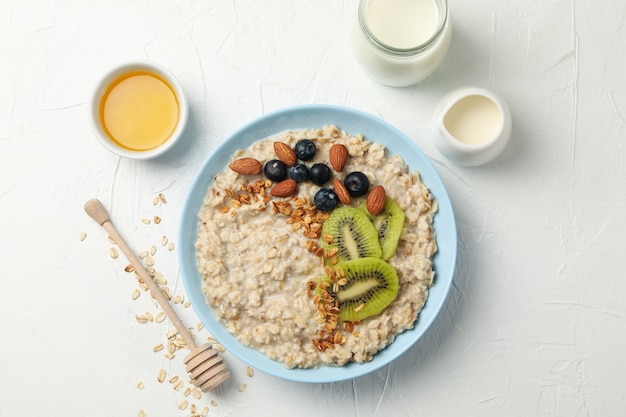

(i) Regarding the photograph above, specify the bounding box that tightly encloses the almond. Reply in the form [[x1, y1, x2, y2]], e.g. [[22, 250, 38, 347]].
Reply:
[[329, 144, 348, 171], [229, 157, 261, 175], [366, 185, 386, 215], [333, 178, 351, 205], [270, 179, 297, 197], [274, 142, 297, 166]]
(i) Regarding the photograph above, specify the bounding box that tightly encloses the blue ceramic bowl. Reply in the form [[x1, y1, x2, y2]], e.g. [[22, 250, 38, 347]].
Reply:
[[178, 104, 457, 383]]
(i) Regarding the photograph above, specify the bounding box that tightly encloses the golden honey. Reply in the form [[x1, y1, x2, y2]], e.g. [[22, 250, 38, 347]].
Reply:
[[99, 71, 179, 151]]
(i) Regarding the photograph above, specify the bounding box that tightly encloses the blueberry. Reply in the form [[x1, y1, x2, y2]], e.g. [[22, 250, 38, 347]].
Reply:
[[294, 139, 316, 161], [309, 163, 331, 186], [314, 188, 339, 211], [344, 171, 369, 197], [263, 159, 288, 182], [289, 163, 309, 183]]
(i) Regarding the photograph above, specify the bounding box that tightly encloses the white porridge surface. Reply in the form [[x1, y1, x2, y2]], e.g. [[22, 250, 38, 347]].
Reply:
[[196, 125, 437, 369]]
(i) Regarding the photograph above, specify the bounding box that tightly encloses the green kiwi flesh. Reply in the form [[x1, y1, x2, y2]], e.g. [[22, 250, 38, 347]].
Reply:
[[360, 197, 405, 260], [327, 257, 399, 322], [321, 206, 381, 262]]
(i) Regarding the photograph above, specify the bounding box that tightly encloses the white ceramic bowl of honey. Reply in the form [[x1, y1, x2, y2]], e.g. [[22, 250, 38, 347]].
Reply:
[[89, 61, 188, 160], [433, 87, 511, 166]]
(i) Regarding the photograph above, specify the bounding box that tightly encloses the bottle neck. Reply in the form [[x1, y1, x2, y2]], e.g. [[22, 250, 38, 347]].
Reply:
[[358, 0, 449, 57]]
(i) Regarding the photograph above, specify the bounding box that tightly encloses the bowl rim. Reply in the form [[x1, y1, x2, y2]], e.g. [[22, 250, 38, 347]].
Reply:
[[88, 60, 189, 160], [178, 104, 457, 383]]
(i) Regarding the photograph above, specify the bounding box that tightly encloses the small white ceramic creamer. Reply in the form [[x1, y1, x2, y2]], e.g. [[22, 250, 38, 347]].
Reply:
[[434, 87, 511, 166]]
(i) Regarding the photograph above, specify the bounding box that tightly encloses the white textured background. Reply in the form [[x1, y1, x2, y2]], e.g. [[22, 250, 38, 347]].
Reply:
[[2, 0, 625, 416]]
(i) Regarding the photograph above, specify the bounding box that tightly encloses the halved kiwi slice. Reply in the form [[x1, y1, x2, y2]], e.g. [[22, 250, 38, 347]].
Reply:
[[321, 206, 381, 262], [360, 197, 405, 260], [324, 257, 399, 322]]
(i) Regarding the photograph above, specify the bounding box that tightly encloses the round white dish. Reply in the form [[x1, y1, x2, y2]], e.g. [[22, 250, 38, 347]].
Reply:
[[88, 60, 188, 160], [178, 104, 457, 383]]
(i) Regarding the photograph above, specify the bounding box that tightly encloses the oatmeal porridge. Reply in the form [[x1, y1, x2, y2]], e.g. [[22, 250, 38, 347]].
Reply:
[[196, 125, 437, 369]]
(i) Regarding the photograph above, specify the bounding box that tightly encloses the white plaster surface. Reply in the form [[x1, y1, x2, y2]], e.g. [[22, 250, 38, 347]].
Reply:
[[1, 0, 625, 415]]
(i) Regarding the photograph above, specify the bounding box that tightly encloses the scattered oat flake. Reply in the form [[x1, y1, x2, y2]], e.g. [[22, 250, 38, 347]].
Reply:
[[191, 387, 202, 399], [200, 406, 209, 416], [155, 312, 166, 323], [210, 400, 217, 407], [178, 400, 188, 410], [157, 369, 166, 383], [197, 322, 204, 331], [238, 383, 247, 392], [183, 387, 191, 397], [109, 247, 119, 259], [161, 287, 172, 301], [159, 193, 167, 203], [141, 218, 151, 225], [138, 410, 147, 417], [79, 232, 87, 241], [138, 250, 149, 259], [107, 235, 116, 244], [136, 381, 144, 390], [183, 300, 191, 308], [173, 379, 184, 391], [160, 236, 168, 246], [153, 216, 161, 224], [169, 375, 179, 384], [150, 245, 156, 256], [131, 289, 140, 300], [246, 367, 254, 378], [153, 343, 164, 352], [190, 404, 197, 414], [152, 196, 160, 206], [167, 242, 175, 251]]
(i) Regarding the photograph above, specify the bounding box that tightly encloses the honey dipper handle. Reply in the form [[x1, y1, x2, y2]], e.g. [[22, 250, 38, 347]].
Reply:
[[84, 198, 197, 350]]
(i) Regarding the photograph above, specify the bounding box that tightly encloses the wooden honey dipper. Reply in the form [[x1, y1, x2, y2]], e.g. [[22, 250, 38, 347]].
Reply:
[[84, 198, 230, 392]]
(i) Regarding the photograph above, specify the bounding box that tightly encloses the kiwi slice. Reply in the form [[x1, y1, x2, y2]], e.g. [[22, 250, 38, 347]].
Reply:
[[360, 197, 405, 260], [321, 207, 382, 262], [325, 257, 399, 322]]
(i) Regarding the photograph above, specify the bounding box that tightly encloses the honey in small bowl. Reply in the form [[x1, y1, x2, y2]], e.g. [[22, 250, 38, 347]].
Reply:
[[100, 71, 179, 151], [89, 61, 188, 159]]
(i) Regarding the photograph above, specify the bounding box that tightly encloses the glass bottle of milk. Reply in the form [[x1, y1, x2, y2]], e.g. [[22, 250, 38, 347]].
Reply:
[[350, 0, 451, 87]]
